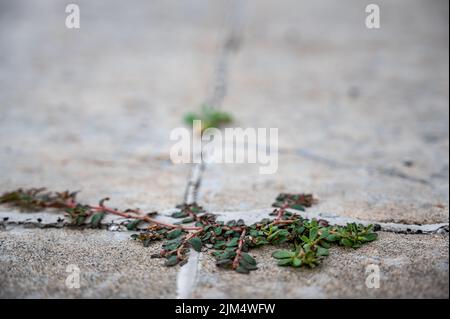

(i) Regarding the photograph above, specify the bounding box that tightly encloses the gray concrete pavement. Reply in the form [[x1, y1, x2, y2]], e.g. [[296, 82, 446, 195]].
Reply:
[[201, 0, 449, 224], [0, 0, 448, 298], [0, 228, 447, 298]]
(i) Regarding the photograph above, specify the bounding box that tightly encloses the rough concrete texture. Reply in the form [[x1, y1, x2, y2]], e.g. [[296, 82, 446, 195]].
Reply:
[[0, 0, 222, 210], [0, 0, 448, 298], [0, 228, 178, 298], [192, 232, 449, 299], [201, 0, 449, 224], [0, 227, 447, 298]]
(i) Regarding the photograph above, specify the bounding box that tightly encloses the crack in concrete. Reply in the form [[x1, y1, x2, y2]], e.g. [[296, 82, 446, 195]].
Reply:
[[1, 208, 448, 234], [213, 209, 449, 235], [373, 167, 431, 185], [176, 249, 200, 299], [183, 161, 205, 205], [178, 0, 245, 298], [281, 148, 434, 186]]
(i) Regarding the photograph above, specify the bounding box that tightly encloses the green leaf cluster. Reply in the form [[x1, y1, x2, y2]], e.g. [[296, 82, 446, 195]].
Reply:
[[272, 193, 317, 212], [0, 189, 379, 274], [271, 220, 378, 268], [184, 105, 233, 132]]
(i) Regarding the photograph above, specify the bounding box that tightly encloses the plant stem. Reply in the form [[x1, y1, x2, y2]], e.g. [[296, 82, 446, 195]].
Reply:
[[176, 230, 202, 260], [275, 203, 290, 221], [66, 201, 201, 231], [232, 228, 246, 269]]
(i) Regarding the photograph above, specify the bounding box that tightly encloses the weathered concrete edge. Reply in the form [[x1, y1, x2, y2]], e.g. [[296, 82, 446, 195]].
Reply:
[[0, 209, 178, 232], [0, 208, 448, 234], [214, 209, 450, 234]]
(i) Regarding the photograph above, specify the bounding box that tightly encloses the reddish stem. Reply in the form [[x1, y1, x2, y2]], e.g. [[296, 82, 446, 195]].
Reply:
[[186, 207, 202, 223], [175, 230, 203, 260], [65, 201, 202, 231], [275, 203, 290, 221], [232, 228, 246, 269]]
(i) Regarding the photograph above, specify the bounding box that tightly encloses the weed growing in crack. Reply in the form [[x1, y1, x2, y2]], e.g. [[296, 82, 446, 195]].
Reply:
[[0, 188, 378, 274], [184, 104, 233, 132]]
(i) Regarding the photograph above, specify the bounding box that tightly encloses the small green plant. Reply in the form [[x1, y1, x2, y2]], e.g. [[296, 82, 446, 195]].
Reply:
[[184, 104, 233, 132], [270, 221, 377, 268], [0, 189, 378, 274]]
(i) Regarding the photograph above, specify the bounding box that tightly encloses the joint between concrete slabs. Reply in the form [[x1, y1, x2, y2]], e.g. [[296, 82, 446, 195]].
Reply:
[[1, 209, 448, 234]]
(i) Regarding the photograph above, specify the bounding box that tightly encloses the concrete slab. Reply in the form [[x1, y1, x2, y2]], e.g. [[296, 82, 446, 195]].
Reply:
[[200, 155, 449, 224], [0, 0, 227, 210], [200, 0, 449, 224], [190, 232, 449, 298], [0, 228, 178, 298], [1, 227, 446, 299], [0, 0, 448, 299]]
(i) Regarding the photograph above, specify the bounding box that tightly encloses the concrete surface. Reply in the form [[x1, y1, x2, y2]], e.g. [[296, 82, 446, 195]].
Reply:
[[0, 228, 178, 298], [192, 232, 449, 299], [200, 0, 449, 224], [0, 227, 447, 298], [0, 0, 448, 298]]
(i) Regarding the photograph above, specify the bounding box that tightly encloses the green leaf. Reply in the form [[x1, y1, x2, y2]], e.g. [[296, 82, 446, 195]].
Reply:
[[303, 243, 312, 252], [267, 229, 289, 243], [277, 258, 293, 266], [272, 201, 283, 208], [235, 266, 250, 274], [316, 246, 329, 256], [126, 219, 141, 231], [166, 229, 183, 239], [75, 215, 86, 226], [301, 235, 310, 243], [90, 212, 104, 228], [184, 108, 233, 130], [181, 217, 195, 224], [309, 227, 318, 241], [216, 258, 232, 267], [214, 241, 225, 249], [190, 206, 200, 213], [227, 220, 236, 227], [326, 234, 339, 242], [188, 237, 202, 252], [240, 259, 258, 270], [241, 253, 256, 265], [164, 243, 179, 251], [226, 237, 239, 247], [289, 204, 305, 211], [215, 251, 234, 260], [341, 238, 353, 247], [320, 241, 330, 249], [225, 230, 235, 236], [272, 250, 294, 259], [171, 211, 188, 219], [319, 229, 330, 239], [202, 232, 211, 241], [214, 227, 222, 236], [364, 233, 378, 242], [183, 112, 198, 126], [165, 255, 178, 267], [292, 257, 302, 267]]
